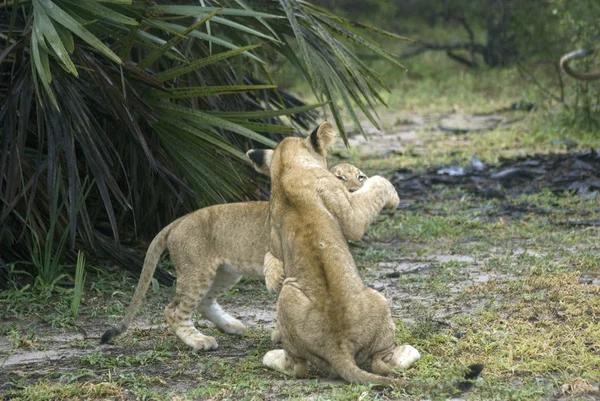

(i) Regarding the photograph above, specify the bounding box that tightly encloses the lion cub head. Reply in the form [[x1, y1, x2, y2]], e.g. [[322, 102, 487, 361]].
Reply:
[[247, 121, 338, 179], [329, 164, 367, 192]]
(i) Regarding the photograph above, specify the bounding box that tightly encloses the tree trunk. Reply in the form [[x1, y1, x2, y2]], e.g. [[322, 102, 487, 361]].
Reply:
[[484, 0, 518, 67]]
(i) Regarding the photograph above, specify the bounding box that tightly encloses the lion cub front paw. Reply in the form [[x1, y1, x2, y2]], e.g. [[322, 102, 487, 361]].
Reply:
[[382, 179, 400, 209], [366, 176, 400, 210], [372, 344, 421, 375], [263, 349, 288, 371], [264, 252, 285, 293], [385, 191, 400, 209]]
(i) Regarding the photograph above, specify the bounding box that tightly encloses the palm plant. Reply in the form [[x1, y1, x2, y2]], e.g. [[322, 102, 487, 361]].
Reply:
[[0, 0, 406, 283]]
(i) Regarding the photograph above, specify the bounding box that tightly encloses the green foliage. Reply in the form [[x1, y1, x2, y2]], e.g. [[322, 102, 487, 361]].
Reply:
[[550, 0, 600, 129], [26, 171, 71, 287], [70, 251, 86, 319], [8, 328, 39, 349], [0, 0, 400, 281], [81, 349, 174, 369]]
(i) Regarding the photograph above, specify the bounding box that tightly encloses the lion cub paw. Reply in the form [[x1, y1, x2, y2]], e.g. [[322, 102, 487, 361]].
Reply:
[[390, 344, 421, 370], [189, 335, 218, 351], [365, 176, 400, 210], [176, 329, 219, 351], [263, 349, 288, 371], [264, 252, 285, 293], [263, 349, 308, 378], [385, 191, 400, 210], [270, 328, 282, 344]]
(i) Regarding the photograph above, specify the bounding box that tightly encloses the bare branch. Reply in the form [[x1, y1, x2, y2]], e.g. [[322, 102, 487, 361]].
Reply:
[[516, 62, 564, 104], [455, 16, 477, 64], [553, 62, 565, 103], [560, 49, 600, 81], [399, 40, 486, 60], [447, 51, 478, 68]]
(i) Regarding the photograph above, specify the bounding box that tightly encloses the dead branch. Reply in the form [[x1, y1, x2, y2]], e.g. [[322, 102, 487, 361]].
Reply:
[[516, 61, 564, 104], [446, 51, 478, 68], [399, 13, 484, 68], [553, 62, 565, 103], [399, 40, 487, 60], [560, 49, 600, 81], [455, 15, 477, 64]]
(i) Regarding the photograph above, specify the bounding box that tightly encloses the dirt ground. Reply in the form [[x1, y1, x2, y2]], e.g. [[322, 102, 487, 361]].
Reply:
[[1, 109, 599, 401]]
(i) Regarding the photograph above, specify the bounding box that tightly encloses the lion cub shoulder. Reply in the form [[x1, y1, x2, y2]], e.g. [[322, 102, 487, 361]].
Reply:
[[263, 163, 369, 293]]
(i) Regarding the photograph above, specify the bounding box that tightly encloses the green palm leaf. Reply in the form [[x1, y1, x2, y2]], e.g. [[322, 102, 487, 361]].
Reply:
[[138, 9, 219, 69], [155, 103, 278, 148], [36, 0, 121, 64], [153, 84, 277, 98], [155, 5, 283, 19], [155, 44, 261, 82], [1, 0, 405, 283], [33, 4, 78, 76], [209, 102, 328, 118], [63, 0, 138, 26], [155, 21, 265, 63]]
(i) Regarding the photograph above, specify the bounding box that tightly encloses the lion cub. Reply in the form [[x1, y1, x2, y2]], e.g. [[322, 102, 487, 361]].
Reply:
[[247, 122, 482, 391], [101, 163, 367, 351]]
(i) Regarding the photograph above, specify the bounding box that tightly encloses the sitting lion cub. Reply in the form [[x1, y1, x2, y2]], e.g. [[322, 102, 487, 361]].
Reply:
[[247, 122, 482, 391], [100, 163, 368, 351]]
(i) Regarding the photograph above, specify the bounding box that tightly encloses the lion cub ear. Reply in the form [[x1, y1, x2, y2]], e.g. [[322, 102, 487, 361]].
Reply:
[[307, 121, 337, 155], [246, 149, 274, 176]]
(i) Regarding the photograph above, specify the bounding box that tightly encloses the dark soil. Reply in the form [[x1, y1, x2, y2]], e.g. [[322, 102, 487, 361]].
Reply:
[[392, 149, 600, 201], [392, 149, 600, 224]]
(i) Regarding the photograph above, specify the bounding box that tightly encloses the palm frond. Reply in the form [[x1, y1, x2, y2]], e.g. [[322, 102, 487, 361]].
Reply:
[[0, 0, 404, 282]]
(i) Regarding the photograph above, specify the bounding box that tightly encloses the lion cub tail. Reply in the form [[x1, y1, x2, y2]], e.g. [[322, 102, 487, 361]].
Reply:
[[100, 217, 183, 344], [332, 354, 483, 394]]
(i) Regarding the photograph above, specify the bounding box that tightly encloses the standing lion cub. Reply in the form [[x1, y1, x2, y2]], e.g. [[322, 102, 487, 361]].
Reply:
[[100, 163, 368, 350], [247, 122, 482, 392]]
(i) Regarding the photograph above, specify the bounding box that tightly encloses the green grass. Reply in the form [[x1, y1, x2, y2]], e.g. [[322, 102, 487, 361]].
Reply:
[[5, 176, 599, 399], [3, 187, 599, 400]]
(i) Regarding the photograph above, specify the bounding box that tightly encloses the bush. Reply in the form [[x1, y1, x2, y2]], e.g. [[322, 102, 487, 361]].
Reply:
[[0, 0, 403, 283]]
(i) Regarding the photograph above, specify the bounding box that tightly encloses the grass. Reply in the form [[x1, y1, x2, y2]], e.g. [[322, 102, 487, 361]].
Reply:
[[71, 251, 86, 319], [365, 190, 600, 400], [4, 185, 597, 400], [2, 26, 600, 401]]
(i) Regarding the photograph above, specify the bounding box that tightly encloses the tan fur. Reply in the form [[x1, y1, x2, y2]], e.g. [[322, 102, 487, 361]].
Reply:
[[100, 164, 365, 350], [263, 163, 368, 293], [247, 122, 423, 387]]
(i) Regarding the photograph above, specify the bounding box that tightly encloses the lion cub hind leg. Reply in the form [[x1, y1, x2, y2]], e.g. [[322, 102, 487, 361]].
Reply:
[[165, 296, 218, 351], [164, 256, 219, 351], [372, 345, 421, 375], [198, 264, 246, 335], [263, 349, 308, 378]]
